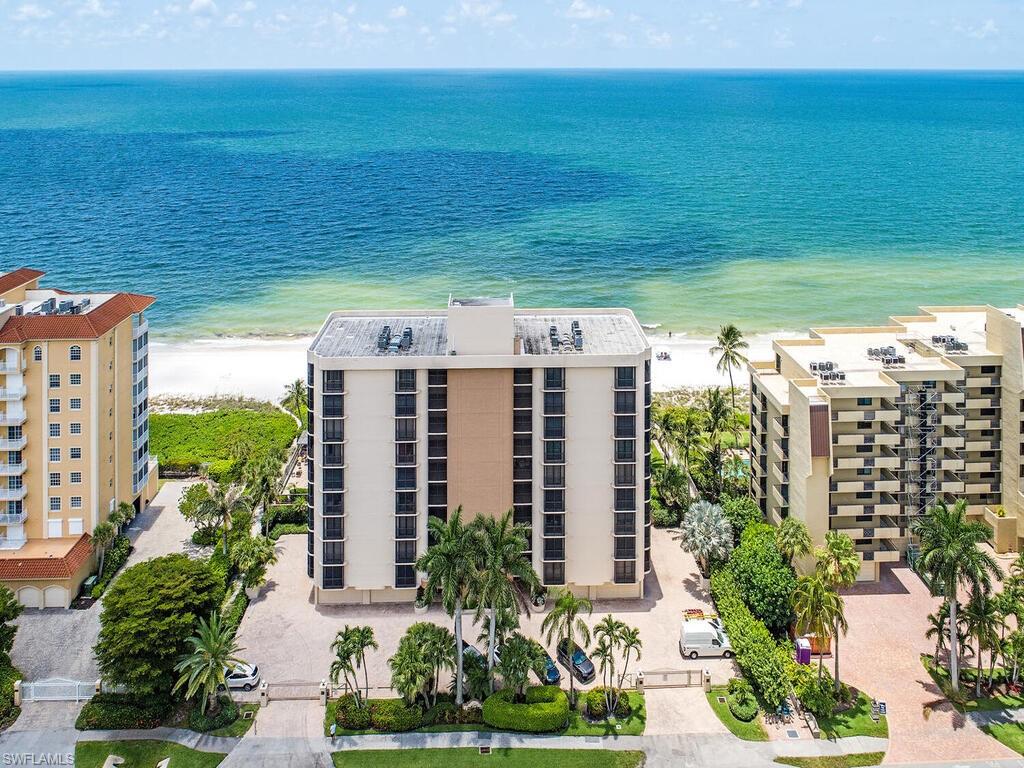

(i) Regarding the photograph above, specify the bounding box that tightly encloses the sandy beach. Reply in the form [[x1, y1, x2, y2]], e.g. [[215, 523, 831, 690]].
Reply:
[[148, 331, 797, 403]]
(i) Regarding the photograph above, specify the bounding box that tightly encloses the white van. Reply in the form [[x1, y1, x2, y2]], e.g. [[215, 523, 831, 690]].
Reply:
[[679, 618, 733, 659]]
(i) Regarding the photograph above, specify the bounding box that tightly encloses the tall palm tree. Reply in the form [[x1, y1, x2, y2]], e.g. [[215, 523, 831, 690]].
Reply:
[[652, 406, 680, 465], [777, 517, 812, 566], [617, 625, 643, 694], [676, 408, 705, 492], [244, 454, 281, 536], [388, 640, 432, 708], [91, 521, 115, 577], [231, 534, 278, 590], [701, 388, 732, 501], [282, 378, 307, 423], [198, 481, 251, 556], [330, 627, 360, 705], [678, 500, 733, 577], [173, 612, 245, 715], [594, 614, 626, 713], [350, 625, 378, 705], [816, 531, 860, 692], [474, 511, 540, 690], [964, 589, 1001, 697], [416, 507, 481, 706], [792, 574, 845, 681], [496, 632, 544, 702], [541, 589, 593, 708], [912, 499, 1001, 692], [710, 324, 749, 444]]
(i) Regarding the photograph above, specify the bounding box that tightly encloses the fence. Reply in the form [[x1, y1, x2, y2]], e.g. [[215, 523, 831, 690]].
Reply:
[[19, 677, 97, 702], [627, 668, 708, 689], [265, 681, 323, 702]]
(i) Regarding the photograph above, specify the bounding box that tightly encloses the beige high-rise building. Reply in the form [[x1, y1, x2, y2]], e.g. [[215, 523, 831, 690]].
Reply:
[[305, 296, 652, 604], [0, 268, 159, 608], [749, 305, 1024, 581]]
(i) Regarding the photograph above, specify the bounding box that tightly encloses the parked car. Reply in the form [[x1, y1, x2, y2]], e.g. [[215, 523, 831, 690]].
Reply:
[[224, 662, 261, 691], [537, 651, 562, 686], [461, 640, 483, 661], [679, 618, 733, 659], [556, 638, 595, 683]]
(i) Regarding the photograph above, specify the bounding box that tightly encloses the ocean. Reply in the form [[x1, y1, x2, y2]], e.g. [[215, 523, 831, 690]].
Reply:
[[1, 70, 1022, 340]]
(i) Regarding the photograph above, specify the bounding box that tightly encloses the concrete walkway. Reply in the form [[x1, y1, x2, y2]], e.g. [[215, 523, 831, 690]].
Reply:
[[76, 726, 238, 753]]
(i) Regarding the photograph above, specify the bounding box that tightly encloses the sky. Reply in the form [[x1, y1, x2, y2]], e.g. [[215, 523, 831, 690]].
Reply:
[[0, 0, 1021, 70]]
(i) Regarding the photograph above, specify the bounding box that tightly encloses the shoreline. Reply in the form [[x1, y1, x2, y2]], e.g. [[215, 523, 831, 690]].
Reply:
[[148, 331, 800, 403]]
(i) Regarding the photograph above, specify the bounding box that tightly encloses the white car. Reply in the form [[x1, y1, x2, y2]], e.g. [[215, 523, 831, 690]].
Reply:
[[224, 662, 261, 691]]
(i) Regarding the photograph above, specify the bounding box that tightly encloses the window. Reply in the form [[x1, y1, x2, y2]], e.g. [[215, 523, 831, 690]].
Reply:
[[395, 516, 417, 539], [49, 497, 61, 512], [322, 395, 344, 417], [323, 541, 345, 565], [615, 440, 636, 462], [49, 374, 60, 388], [396, 492, 416, 514], [396, 370, 417, 392], [323, 517, 344, 540], [49, 472, 61, 487], [70, 373, 81, 386], [544, 417, 564, 440], [614, 537, 636, 559], [513, 435, 532, 457], [323, 566, 344, 589], [395, 466, 417, 490], [324, 493, 345, 516], [395, 394, 416, 416], [615, 367, 636, 389], [513, 482, 532, 504], [544, 489, 565, 512], [395, 540, 417, 564], [71, 496, 82, 509], [49, 447, 60, 462], [856, 468, 871, 476], [514, 368, 532, 385], [513, 410, 533, 432], [70, 398, 81, 411], [543, 562, 565, 585], [396, 443, 416, 465], [614, 415, 636, 438], [543, 391, 565, 415], [428, 369, 447, 386], [543, 368, 565, 390], [857, 397, 872, 406], [614, 391, 636, 414], [323, 419, 344, 442], [70, 423, 82, 435], [615, 464, 636, 487], [614, 487, 636, 510], [543, 514, 565, 537], [543, 538, 565, 561], [323, 469, 344, 491], [70, 447, 82, 460], [395, 419, 416, 441], [49, 398, 60, 414], [543, 465, 565, 488], [614, 560, 636, 584], [68, 518, 83, 535], [428, 435, 447, 458], [70, 345, 82, 361], [323, 443, 345, 466], [544, 441, 565, 464], [427, 412, 446, 434], [614, 511, 636, 535], [70, 472, 82, 484], [33, 346, 42, 362], [322, 369, 344, 392], [395, 565, 416, 589]]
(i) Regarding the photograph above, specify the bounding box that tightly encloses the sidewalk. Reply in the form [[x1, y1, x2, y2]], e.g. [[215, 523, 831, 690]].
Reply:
[[76, 726, 237, 753]]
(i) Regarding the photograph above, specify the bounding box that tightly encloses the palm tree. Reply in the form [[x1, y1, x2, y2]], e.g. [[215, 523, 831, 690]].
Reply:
[[594, 614, 626, 713], [388, 640, 432, 708], [231, 535, 278, 591], [110, 501, 134, 533], [416, 507, 481, 706], [541, 589, 593, 708], [710, 324, 749, 444], [474, 511, 540, 690], [330, 627, 359, 704], [816, 531, 860, 692], [912, 499, 1002, 693], [244, 454, 281, 536], [652, 406, 680, 465], [701, 388, 732, 501], [926, 603, 952, 662], [653, 463, 689, 522], [198, 481, 251, 556], [792, 574, 845, 681], [496, 633, 543, 701], [964, 589, 1001, 697], [617, 625, 642, 695], [592, 636, 615, 712], [173, 612, 245, 715], [350, 625, 378, 704], [282, 378, 307, 423], [678, 500, 733, 577], [91, 521, 115, 577], [675, 408, 705, 493], [416, 622, 455, 706], [777, 517, 812, 566]]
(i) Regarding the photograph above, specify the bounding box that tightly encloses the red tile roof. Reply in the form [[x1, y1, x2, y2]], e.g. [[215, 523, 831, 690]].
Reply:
[[0, 268, 44, 296], [0, 292, 155, 343], [0, 534, 93, 581]]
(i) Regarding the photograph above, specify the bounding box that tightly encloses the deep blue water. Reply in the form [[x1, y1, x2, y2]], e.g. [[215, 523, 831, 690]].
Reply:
[[1, 70, 1022, 337]]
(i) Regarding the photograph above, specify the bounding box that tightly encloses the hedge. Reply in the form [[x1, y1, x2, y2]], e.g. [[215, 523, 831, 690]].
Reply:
[[482, 686, 569, 733], [90, 536, 133, 598], [585, 688, 632, 720], [188, 696, 239, 732], [221, 590, 250, 635], [334, 694, 372, 730], [423, 700, 484, 726], [710, 569, 791, 708], [369, 699, 422, 732], [270, 523, 306, 541], [75, 693, 173, 730], [728, 693, 758, 722], [728, 523, 796, 634], [0, 665, 21, 728]]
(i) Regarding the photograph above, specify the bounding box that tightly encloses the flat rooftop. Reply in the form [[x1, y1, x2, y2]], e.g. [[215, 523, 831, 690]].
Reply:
[[0, 289, 118, 319]]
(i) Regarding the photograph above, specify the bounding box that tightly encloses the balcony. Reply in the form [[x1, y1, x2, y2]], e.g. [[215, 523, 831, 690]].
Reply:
[[0, 463, 25, 476], [0, 388, 26, 401], [858, 540, 901, 564], [966, 439, 998, 452], [941, 480, 965, 494], [132, 318, 150, 339], [966, 397, 998, 409], [770, 462, 788, 485], [965, 461, 996, 473], [0, 511, 26, 525], [966, 376, 1000, 388], [941, 458, 965, 471], [965, 418, 1000, 431], [0, 413, 26, 428], [0, 360, 23, 374], [771, 440, 788, 461], [0, 488, 27, 502], [0, 437, 26, 451], [835, 522, 903, 540], [941, 436, 965, 450], [833, 408, 901, 423], [772, 416, 789, 436], [941, 414, 965, 428], [941, 392, 966, 405]]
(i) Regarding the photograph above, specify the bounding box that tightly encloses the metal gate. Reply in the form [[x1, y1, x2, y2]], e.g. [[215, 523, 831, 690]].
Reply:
[[21, 677, 95, 702], [266, 681, 321, 701], [630, 668, 706, 689]]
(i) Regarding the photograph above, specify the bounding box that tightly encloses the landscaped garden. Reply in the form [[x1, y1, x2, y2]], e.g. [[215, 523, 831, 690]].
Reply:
[[331, 748, 645, 768], [75, 740, 224, 768], [773, 755, 885, 768], [706, 684, 768, 741]]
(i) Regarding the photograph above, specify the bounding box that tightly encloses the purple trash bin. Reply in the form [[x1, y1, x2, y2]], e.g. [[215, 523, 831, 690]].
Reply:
[[796, 638, 812, 665]]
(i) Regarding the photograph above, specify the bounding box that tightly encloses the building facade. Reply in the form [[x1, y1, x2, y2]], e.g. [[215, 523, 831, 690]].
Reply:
[[749, 305, 1024, 581], [0, 268, 159, 608], [306, 297, 652, 604]]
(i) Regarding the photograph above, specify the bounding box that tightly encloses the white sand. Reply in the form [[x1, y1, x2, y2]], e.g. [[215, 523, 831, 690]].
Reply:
[[148, 331, 802, 402]]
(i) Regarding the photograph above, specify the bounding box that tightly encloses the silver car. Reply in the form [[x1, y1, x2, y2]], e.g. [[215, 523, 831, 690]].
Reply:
[[224, 662, 260, 692]]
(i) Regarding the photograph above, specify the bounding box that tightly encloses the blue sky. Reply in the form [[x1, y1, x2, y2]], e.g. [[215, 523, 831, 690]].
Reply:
[[1, 0, 1021, 70]]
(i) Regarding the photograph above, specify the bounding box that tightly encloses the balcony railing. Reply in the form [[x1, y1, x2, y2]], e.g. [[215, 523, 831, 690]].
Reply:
[[0, 488, 27, 502], [0, 388, 26, 401], [0, 463, 26, 476], [0, 511, 27, 525], [0, 437, 26, 451]]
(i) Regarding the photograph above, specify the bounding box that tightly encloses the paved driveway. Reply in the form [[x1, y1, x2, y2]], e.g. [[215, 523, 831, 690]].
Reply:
[[841, 563, 1013, 764]]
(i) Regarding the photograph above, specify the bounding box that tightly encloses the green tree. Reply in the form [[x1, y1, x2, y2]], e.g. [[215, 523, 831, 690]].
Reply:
[[179, 482, 216, 536], [244, 453, 282, 536], [729, 523, 797, 634], [109, 501, 134, 533], [350, 625, 378, 705], [815, 531, 860, 692], [617, 625, 642, 696], [331, 625, 376, 708], [721, 496, 762, 545], [594, 614, 628, 714], [654, 463, 689, 524], [540, 589, 593, 708], [679, 500, 733, 577], [0, 586, 24, 667], [792, 574, 845, 681], [95, 554, 222, 696], [416, 507, 481, 706], [695, 388, 732, 501], [91, 521, 116, 577], [675, 408, 705, 493], [495, 632, 544, 702], [710, 324, 749, 445], [776, 517, 812, 566], [173, 611, 245, 715], [912, 499, 1001, 692], [282, 378, 307, 422], [231, 535, 278, 590], [652, 405, 681, 466], [389, 638, 433, 708], [197, 482, 251, 556], [964, 590, 1001, 697]]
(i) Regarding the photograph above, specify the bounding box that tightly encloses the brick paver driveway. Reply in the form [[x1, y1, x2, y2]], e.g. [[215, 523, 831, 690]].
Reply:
[[236, 526, 734, 733], [841, 563, 1012, 764]]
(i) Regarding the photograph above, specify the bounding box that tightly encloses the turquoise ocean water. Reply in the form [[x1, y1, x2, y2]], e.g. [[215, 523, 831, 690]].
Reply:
[[1, 70, 1022, 339]]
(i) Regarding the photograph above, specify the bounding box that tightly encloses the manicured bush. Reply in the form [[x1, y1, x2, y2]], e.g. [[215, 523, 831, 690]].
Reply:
[[270, 523, 307, 541], [0, 664, 21, 727], [651, 502, 678, 528], [792, 666, 837, 718], [221, 590, 249, 635], [726, 679, 758, 722], [187, 696, 239, 732], [482, 685, 569, 733], [721, 496, 763, 544], [710, 569, 790, 708], [90, 535, 133, 598], [727, 523, 796, 634], [424, 700, 484, 726], [191, 528, 218, 547], [265, 502, 306, 528], [334, 694, 372, 730], [369, 698, 423, 732], [585, 688, 632, 719], [75, 693, 172, 730]]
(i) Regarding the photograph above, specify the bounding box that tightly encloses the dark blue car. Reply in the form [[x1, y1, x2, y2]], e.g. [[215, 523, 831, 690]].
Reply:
[[557, 638, 595, 684], [537, 651, 562, 685]]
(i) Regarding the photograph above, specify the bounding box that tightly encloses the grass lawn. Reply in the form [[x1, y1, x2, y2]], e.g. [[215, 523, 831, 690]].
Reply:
[[817, 693, 888, 739], [706, 686, 768, 741], [921, 654, 1024, 712], [75, 741, 225, 768], [982, 723, 1024, 755], [332, 749, 645, 768], [774, 754, 885, 768], [207, 703, 259, 737]]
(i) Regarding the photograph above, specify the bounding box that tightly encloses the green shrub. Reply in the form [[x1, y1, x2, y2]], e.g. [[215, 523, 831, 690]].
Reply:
[[727, 677, 753, 697], [369, 699, 422, 732], [710, 569, 790, 708], [221, 590, 250, 635], [651, 502, 678, 528], [726, 678, 758, 722], [424, 700, 484, 726], [207, 547, 234, 588], [75, 693, 172, 730], [792, 666, 837, 718], [90, 536, 133, 598], [270, 523, 307, 541], [727, 523, 796, 634], [191, 528, 218, 547], [482, 686, 569, 733], [0, 665, 21, 726], [334, 694, 371, 730], [187, 696, 238, 732], [585, 688, 632, 719], [721, 496, 763, 544], [265, 502, 306, 528]]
